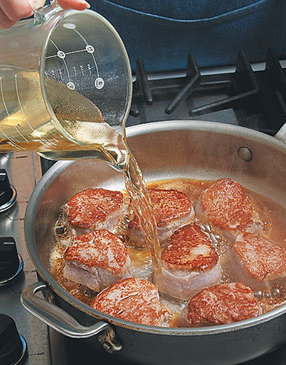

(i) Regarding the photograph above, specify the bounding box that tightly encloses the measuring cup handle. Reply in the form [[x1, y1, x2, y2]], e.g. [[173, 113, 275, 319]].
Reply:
[[28, 0, 60, 25], [28, 0, 58, 9], [51, 0, 59, 6]]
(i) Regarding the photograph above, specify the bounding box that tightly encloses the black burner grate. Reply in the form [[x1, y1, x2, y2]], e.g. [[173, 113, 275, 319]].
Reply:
[[130, 49, 286, 136]]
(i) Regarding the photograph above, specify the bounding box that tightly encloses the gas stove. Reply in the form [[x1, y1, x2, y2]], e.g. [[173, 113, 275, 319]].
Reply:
[[2, 49, 286, 365], [0, 153, 50, 364]]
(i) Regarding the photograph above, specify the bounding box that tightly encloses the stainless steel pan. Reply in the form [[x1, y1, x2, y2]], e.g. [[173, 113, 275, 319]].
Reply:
[[21, 120, 286, 364]]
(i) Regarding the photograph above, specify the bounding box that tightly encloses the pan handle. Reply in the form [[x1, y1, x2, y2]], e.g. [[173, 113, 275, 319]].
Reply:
[[274, 124, 286, 143], [21, 282, 122, 352]]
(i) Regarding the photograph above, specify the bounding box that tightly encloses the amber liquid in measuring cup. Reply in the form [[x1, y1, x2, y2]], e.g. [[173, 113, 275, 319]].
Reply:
[[0, 72, 126, 169]]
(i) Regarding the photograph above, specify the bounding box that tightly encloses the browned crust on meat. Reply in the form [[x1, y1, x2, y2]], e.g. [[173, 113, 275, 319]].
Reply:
[[67, 188, 123, 229], [129, 188, 193, 229], [64, 230, 128, 274], [200, 178, 253, 231], [92, 278, 171, 326], [161, 224, 218, 272], [233, 232, 286, 281], [186, 282, 260, 326]]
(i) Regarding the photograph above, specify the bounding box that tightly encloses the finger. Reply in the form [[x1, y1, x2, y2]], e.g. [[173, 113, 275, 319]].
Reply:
[[58, 0, 90, 10], [0, 7, 16, 28], [0, 0, 32, 22]]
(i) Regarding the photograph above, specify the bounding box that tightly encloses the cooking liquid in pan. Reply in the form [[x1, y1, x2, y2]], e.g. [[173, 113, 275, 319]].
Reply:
[[41, 84, 286, 326], [51, 177, 286, 326]]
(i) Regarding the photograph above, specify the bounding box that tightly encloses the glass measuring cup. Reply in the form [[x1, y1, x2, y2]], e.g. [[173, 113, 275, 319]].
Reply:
[[0, 0, 132, 165]]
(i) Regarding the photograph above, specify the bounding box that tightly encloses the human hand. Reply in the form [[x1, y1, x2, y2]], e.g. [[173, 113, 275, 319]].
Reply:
[[0, 0, 90, 29]]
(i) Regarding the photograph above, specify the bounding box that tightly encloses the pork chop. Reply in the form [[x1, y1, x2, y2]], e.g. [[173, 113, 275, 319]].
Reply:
[[128, 188, 194, 247], [232, 232, 286, 290], [179, 282, 261, 327], [63, 229, 132, 292], [198, 178, 261, 233], [92, 277, 171, 326], [65, 188, 129, 234], [158, 224, 221, 300]]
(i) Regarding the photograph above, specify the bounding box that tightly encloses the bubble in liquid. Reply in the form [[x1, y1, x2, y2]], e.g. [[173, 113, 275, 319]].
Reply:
[[272, 288, 281, 297], [205, 224, 211, 233], [254, 291, 263, 300], [210, 233, 217, 243], [200, 225, 207, 232]]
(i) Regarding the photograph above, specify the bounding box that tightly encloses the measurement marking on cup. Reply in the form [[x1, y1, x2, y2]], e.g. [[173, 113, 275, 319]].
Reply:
[[46, 50, 86, 59], [58, 68, 64, 83], [0, 120, 20, 148], [49, 39, 72, 87], [67, 49, 87, 55], [0, 76, 22, 147], [66, 49, 87, 56], [14, 126, 28, 141], [47, 29, 103, 90], [95, 77, 104, 89], [13, 75, 32, 142], [0, 126, 19, 149], [15, 74, 48, 146], [62, 58, 71, 82], [72, 28, 100, 79], [87, 63, 92, 76], [0, 77, 10, 116], [72, 28, 88, 45], [15, 75, 34, 133]]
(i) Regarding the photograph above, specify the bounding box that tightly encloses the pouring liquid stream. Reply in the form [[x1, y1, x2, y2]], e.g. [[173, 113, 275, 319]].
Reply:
[[53, 98, 164, 279], [50, 81, 163, 276], [0, 75, 163, 281]]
